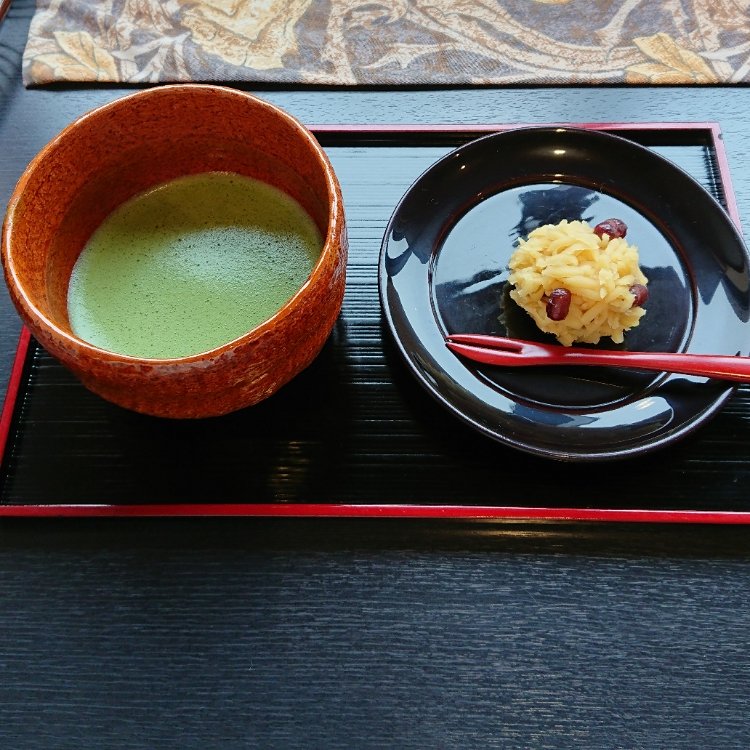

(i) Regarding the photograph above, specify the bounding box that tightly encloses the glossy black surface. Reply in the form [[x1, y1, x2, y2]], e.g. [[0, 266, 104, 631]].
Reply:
[[7, 128, 750, 511], [380, 127, 750, 460]]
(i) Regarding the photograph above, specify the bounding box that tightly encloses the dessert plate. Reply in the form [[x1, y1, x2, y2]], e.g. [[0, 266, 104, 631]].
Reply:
[[379, 126, 750, 460]]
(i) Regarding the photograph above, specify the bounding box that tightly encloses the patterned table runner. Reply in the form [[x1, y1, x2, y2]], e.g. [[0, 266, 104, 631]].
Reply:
[[22, 0, 750, 86]]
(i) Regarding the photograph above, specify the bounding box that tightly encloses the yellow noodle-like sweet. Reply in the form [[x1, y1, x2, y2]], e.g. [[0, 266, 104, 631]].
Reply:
[[508, 220, 648, 346]]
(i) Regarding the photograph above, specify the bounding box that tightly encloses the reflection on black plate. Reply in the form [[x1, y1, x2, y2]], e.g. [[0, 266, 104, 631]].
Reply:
[[378, 127, 750, 461]]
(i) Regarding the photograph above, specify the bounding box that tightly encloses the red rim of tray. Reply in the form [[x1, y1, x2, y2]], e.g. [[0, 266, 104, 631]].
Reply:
[[0, 121, 746, 522]]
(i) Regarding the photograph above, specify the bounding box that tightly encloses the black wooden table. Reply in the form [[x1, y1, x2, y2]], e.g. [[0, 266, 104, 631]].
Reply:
[[2, 2, 750, 748]]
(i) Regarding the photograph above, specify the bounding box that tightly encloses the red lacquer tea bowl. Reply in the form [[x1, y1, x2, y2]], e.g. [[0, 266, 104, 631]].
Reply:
[[1, 85, 347, 418]]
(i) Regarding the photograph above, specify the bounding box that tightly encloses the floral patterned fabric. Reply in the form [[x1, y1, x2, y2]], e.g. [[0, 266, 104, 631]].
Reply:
[[22, 0, 750, 86]]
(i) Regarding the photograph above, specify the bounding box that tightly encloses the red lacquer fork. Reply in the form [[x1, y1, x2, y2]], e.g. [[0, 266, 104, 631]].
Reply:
[[445, 334, 750, 383]]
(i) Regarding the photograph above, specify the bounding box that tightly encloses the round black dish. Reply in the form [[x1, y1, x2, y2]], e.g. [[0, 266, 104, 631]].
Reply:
[[378, 127, 750, 461]]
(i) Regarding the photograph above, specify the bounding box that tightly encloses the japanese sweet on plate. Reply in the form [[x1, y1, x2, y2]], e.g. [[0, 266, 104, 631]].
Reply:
[[378, 126, 750, 460], [508, 218, 648, 347]]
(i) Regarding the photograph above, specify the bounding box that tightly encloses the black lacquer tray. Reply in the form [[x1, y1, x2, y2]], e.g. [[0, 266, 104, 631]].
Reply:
[[1, 123, 749, 522]]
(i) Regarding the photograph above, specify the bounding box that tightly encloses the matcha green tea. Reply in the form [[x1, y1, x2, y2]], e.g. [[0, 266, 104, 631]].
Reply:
[[67, 172, 323, 359]]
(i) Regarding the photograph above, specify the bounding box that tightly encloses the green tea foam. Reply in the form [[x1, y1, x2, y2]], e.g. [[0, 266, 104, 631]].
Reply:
[[67, 172, 323, 359]]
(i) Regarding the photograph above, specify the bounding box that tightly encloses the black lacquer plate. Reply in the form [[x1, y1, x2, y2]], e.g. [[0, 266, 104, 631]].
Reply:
[[379, 127, 750, 461]]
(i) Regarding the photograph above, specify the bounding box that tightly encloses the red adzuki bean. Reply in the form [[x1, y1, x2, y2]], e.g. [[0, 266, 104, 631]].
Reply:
[[593, 218, 627, 239], [630, 283, 649, 307], [545, 288, 572, 321]]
